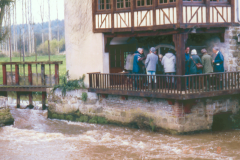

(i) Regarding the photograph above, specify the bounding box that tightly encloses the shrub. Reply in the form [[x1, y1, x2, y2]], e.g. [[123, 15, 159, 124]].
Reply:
[[65, 115, 73, 121], [37, 38, 65, 55], [52, 71, 85, 97], [82, 92, 88, 102]]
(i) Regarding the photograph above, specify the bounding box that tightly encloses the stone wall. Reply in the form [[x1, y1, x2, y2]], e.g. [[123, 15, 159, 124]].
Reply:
[[47, 89, 240, 134], [0, 96, 14, 127]]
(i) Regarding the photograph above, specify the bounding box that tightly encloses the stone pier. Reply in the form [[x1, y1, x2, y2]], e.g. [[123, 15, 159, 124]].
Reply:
[[0, 96, 14, 127], [47, 89, 240, 134]]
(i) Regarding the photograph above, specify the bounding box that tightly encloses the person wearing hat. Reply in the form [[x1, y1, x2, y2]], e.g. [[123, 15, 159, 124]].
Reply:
[[145, 47, 159, 90], [201, 49, 213, 74]]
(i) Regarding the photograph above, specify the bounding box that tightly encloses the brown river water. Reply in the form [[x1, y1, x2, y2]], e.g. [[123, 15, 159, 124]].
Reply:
[[0, 106, 240, 160]]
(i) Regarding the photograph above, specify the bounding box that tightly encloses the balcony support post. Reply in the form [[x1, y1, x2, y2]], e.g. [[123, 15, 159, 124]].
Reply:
[[173, 33, 188, 91]]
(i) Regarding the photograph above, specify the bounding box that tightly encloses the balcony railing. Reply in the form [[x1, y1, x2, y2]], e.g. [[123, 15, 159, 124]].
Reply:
[[88, 72, 240, 100]]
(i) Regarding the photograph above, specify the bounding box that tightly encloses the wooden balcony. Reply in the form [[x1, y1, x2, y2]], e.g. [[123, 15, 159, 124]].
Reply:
[[92, 0, 236, 33], [88, 72, 240, 100]]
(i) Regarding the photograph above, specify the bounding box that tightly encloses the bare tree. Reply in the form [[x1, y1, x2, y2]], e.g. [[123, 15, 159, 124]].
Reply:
[[22, 0, 25, 57], [56, 0, 59, 54], [48, 0, 52, 41], [40, 0, 45, 45]]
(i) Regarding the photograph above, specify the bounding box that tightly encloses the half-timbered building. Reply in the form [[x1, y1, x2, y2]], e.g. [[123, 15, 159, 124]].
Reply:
[[65, 0, 240, 100]]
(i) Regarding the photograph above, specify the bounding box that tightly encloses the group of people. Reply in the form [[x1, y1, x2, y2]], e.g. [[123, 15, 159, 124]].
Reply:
[[124, 46, 224, 90]]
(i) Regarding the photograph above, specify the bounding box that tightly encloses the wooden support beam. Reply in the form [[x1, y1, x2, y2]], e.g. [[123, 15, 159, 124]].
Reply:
[[42, 92, 46, 110], [17, 92, 20, 108], [111, 0, 115, 33], [41, 64, 45, 85], [15, 65, 19, 85], [29, 92, 33, 105], [206, 0, 210, 24], [55, 64, 59, 85], [231, 0, 235, 23], [152, 0, 157, 31], [92, 0, 96, 32], [131, 0, 134, 32], [2, 65, 7, 85], [28, 64, 32, 85], [173, 33, 188, 91], [176, 0, 183, 28]]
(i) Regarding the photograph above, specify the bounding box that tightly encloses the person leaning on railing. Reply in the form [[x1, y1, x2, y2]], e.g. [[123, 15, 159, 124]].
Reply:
[[212, 47, 224, 90]]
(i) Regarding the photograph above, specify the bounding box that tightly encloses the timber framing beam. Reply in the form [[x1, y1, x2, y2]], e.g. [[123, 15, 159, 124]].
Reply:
[[104, 27, 226, 38]]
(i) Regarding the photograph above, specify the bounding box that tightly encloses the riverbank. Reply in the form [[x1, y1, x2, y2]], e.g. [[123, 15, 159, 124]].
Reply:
[[47, 89, 240, 134], [0, 97, 14, 127]]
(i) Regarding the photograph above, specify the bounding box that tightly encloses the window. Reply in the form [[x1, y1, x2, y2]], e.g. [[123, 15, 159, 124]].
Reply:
[[137, 0, 152, 7], [182, 0, 203, 2], [98, 0, 111, 10], [117, 0, 131, 9], [210, 0, 228, 2], [159, 0, 176, 4]]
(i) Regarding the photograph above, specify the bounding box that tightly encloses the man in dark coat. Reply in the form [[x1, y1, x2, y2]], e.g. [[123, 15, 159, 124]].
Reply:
[[188, 49, 202, 75], [132, 48, 144, 90], [212, 47, 224, 73], [212, 47, 224, 90]]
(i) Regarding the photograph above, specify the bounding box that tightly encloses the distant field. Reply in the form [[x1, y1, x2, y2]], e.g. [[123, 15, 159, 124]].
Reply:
[[0, 55, 66, 85]]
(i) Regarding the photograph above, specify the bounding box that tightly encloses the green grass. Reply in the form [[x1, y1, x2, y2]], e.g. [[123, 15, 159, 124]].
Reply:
[[0, 55, 66, 85]]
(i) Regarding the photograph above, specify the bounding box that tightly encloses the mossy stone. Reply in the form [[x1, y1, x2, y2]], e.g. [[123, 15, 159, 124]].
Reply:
[[52, 114, 58, 119], [89, 119, 97, 124], [97, 117, 108, 124], [66, 115, 73, 121]]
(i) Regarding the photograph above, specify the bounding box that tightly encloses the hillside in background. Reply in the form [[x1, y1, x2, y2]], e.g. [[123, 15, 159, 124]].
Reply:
[[13, 20, 65, 48]]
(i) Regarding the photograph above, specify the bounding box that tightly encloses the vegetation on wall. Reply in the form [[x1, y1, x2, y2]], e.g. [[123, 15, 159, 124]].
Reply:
[[52, 71, 85, 96]]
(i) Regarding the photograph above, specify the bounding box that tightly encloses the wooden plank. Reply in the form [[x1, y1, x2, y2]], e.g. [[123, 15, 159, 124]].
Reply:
[[42, 92, 47, 110], [17, 92, 20, 108], [55, 64, 59, 85], [2, 65, 7, 85], [29, 92, 33, 105], [28, 64, 32, 85], [176, 0, 183, 28], [231, 0, 235, 23], [92, 0, 96, 32], [111, 0, 115, 33], [0, 61, 63, 65], [41, 64, 45, 85]]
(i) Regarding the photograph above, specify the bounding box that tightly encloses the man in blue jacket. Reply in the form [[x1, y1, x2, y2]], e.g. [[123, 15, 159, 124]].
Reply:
[[132, 48, 144, 90], [212, 47, 224, 90], [212, 47, 224, 73]]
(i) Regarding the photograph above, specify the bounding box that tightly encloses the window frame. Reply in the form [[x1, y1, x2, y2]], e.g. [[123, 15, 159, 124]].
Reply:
[[116, 0, 131, 9], [136, 0, 153, 8], [159, 0, 176, 5], [209, 0, 229, 4], [97, 0, 112, 11]]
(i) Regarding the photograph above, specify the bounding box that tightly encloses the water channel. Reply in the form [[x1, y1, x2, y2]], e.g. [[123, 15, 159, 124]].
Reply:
[[0, 97, 240, 160]]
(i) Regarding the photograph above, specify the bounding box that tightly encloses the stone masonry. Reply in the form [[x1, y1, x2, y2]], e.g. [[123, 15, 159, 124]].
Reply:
[[47, 89, 239, 134]]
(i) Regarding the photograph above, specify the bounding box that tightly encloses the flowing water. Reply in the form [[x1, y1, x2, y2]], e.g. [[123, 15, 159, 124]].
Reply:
[[0, 106, 240, 160]]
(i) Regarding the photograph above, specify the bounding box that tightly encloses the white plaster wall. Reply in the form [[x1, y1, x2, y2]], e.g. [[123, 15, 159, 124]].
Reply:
[[65, 0, 105, 87]]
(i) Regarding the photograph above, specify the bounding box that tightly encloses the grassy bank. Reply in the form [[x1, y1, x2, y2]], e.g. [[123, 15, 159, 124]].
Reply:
[[0, 55, 66, 85]]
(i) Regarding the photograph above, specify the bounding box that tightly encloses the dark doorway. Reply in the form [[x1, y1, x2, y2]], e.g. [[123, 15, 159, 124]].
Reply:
[[109, 44, 136, 73]]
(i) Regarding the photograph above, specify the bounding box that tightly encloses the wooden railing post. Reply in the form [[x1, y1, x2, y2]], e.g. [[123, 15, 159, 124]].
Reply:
[[206, 0, 210, 24], [2, 64, 7, 85], [15, 65, 19, 85], [17, 92, 20, 108], [55, 64, 59, 85], [28, 64, 32, 85], [231, 0, 235, 23], [42, 91, 46, 110], [29, 92, 33, 105], [41, 64, 45, 85]]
